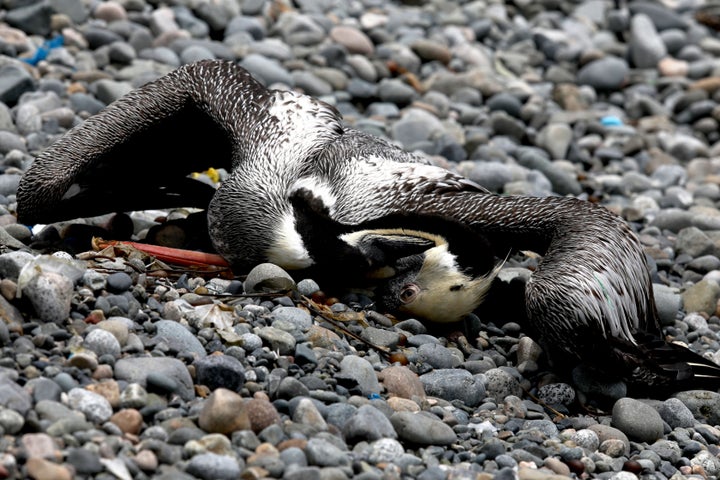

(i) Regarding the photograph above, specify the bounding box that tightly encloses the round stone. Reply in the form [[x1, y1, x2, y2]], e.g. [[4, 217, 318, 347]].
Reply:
[[198, 388, 251, 434], [611, 398, 664, 443]]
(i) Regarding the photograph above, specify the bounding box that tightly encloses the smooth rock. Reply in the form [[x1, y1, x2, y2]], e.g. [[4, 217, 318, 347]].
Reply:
[[198, 388, 250, 434], [611, 397, 664, 443], [66, 448, 103, 475], [304, 437, 350, 467], [391, 411, 457, 446], [22, 272, 73, 323], [630, 13, 667, 68], [484, 368, 522, 404], [255, 326, 296, 355], [244, 263, 295, 293], [185, 452, 242, 480], [377, 366, 425, 400], [155, 320, 207, 358], [194, 354, 246, 392], [418, 343, 461, 369], [657, 397, 695, 428], [25, 458, 72, 480], [66, 388, 113, 423], [0, 376, 31, 415], [420, 369, 485, 407], [109, 408, 143, 435], [244, 397, 280, 433], [338, 355, 380, 396], [672, 390, 720, 425], [83, 328, 121, 357], [577, 56, 629, 91], [682, 280, 720, 316], [114, 357, 194, 401], [329, 25, 373, 55], [343, 404, 397, 443]]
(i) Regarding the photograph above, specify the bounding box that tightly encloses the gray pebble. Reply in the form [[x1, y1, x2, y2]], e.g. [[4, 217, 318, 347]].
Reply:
[[649, 439, 681, 463], [572, 429, 600, 451], [93, 79, 133, 104], [364, 437, 405, 464], [682, 279, 720, 316], [180, 45, 216, 64], [0, 408, 23, 434], [630, 13, 667, 68], [292, 397, 327, 430], [577, 56, 629, 91], [537, 383, 576, 406], [23, 272, 73, 323], [339, 355, 380, 396], [67, 447, 104, 475], [420, 369, 485, 407], [515, 147, 582, 195], [70, 92, 106, 115], [650, 209, 694, 232], [391, 109, 444, 147], [305, 437, 350, 467], [186, 452, 242, 480], [240, 54, 293, 86], [653, 283, 681, 326], [194, 354, 246, 392], [629, 2, 687, 30], [27, 377, 61, 403], [271, 306, 312, 332], [296, 278, 320, 296], [240, 332, 263, 352], [377, 78, 417, 106], [535, 123, 573, 160], [486, 92, 523, 118], [108, 41, 137, 64], [155, 320, 207, 358], [417, 343, 461, 369], [82, 269, 107, 291], [0, 251, 34, 281], [106, 271, 133, 292], [391, 411, 457, 446], [255, 326, 296, 355], [276, 376, 309, 399], [672, 390, 720, 425], [114, 357, 195, 401], [611, 397, 664, 443], [343, 404, 397, 443], [0, 64, 35, 105], [484, 368, 522, 404], [84, 328, 121, 357], [0, 174, 21, 197], [361, 327, 400, 349], [66, 388, 113, 423], [675, 227, 715, 257], [243, 263, 295, 293], [120, 383, 148, 409], [3, 223, 31, 244]]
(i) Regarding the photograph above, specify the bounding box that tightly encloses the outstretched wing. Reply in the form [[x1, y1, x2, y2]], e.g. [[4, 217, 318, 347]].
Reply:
[[17, 60, 342, 225]]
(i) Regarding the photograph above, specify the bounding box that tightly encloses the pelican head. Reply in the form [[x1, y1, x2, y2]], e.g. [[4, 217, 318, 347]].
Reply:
[[372, 234, 502, 323]]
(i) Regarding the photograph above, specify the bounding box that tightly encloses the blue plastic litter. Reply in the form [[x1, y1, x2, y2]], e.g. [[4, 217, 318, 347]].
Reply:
[[22, 35, 64, 66], [600, 115, 623, 127], [368, 392, 381, 400]]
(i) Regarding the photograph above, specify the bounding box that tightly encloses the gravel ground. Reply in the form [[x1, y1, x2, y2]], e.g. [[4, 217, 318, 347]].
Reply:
[[1, 0, 720, 479]]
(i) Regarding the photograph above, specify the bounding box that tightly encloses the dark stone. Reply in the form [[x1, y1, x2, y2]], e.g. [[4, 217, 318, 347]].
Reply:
[[194, 354, 246, 392]]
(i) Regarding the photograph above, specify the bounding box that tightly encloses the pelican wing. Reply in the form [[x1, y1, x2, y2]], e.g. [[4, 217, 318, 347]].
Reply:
[[17, 60, 342, 225]]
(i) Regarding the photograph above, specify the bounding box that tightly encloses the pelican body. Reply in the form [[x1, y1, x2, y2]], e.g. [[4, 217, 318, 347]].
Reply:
[[17, 60, 720, 390]]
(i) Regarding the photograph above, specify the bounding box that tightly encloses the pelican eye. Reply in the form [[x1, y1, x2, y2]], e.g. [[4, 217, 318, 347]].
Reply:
[[399, 284, 420, 304]]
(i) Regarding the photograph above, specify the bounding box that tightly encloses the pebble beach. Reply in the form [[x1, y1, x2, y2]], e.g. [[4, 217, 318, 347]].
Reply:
[[2, 0, 720, 479]]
